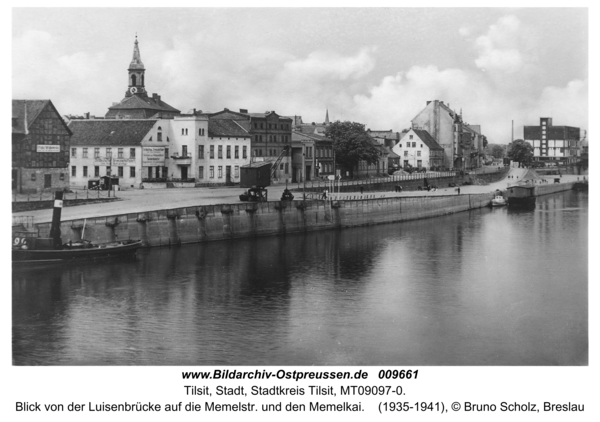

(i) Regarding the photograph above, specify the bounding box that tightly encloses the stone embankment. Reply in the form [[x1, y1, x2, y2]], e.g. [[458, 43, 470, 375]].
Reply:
[[32, 193, 491, 247], [27, 178, 577, 249]]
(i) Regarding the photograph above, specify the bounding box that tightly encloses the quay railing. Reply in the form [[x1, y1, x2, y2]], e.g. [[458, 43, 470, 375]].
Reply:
[[12, 188, 117, 203]]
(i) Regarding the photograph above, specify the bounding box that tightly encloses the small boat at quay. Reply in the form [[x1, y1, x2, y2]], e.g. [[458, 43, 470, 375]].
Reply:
[[491, 194, 507, 207], [12, 191, 141, 266]]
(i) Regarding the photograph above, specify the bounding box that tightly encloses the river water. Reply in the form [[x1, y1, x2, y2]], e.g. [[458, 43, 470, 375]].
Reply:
[[12, 191, 588, 366]]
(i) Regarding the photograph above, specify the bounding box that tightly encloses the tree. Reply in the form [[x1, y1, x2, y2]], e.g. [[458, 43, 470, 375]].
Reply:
[[507, 139, 533, 165], [324, 121, 381, 178], [482, 135, 488, 149], [485, 143, 507, 159]]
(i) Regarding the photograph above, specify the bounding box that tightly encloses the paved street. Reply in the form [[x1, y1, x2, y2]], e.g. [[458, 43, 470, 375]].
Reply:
[[12, 167, 584, 224]]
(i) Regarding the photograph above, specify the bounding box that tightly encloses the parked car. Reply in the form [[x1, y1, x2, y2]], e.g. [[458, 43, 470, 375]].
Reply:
[[239, 186, 268, 202]]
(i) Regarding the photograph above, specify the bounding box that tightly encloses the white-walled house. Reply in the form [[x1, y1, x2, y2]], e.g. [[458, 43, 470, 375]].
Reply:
[[68, 119, 160, 189], [393, 129, 444, 170]]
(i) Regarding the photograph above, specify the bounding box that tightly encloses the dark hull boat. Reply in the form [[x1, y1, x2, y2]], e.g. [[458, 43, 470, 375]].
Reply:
[[12, 239, 142, 265], [12, 191, 142, 267]]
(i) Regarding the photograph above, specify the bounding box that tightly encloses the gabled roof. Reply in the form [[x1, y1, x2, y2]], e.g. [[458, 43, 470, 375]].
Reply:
[[107, 94, 180, 113], [413, 129, 443, 150], [68, 119, 158, 146], [12, 99, 72, 136], [208, 119, 250, 138]]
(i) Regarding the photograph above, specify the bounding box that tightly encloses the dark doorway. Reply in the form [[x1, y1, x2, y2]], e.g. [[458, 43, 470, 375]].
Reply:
[[226, 166, 232, 185], [181, 166, 188, 179], [44, 174, 52, 189]]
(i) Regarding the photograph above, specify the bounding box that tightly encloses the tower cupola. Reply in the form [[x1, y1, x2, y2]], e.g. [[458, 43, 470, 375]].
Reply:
[[126, 35, 146, 97]]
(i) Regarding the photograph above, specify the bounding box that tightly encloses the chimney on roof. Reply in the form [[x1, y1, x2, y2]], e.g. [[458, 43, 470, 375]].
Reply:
[[152, 93, 161, 102], [239, 109, 248, 114], [427, 101, 431, 106], [224, 108, 229, 111]]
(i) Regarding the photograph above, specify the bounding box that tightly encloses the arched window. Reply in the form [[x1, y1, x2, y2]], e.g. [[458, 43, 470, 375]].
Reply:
[[157, 126, 162, 142], [141, 74, 144, 86], [131, 74, 137, 86]]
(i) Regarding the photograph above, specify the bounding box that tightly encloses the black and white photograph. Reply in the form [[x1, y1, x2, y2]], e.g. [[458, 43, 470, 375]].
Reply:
[[7, 4, 594, 419]]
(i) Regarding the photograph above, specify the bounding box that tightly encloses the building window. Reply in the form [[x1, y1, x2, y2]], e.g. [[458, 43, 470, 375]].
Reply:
[[165, 148, 169, 158], [199, 166, 204, 179], [234, 146, 239, 159], [130, 167, 135, 178], [118, 148, 124, 158], [209, 166, 214, 178], [106, 148, 112, 158], [218, 166, 223, 178], [218, 145, 223, 159], [118, 166, 123, 177], [226, 145, 231, 159], [234, 165, 239, 178], [420, 144, 423, 148], [72, 166, 76, 177], [199, 145, 204, 159], [404, 151, 408, 157], [82, 148, 88, 158], [417, 160, 422, 167], [106, 166, 111, 176], [182, 145, 188, 157], [285, 163, 289, 174], [71, 148, 77, 157], [130, 148, 136, 158], [94, 148, 100, 158], [95, 166, 100, 177], [409, 135, 413, 140], [157, 127, 162, 142], [412, 142, 416, 147], [417, 151, 421, 156], [243, 146, 247, 159]]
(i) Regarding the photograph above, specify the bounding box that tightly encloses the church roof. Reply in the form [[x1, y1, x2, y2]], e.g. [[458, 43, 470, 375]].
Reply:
[[129, 37, 145, 70], [68, 119, 157, 146], [107, 94, 179, 113]]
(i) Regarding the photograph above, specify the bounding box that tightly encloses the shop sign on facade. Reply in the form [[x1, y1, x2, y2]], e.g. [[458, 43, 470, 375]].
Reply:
[[142, 147, 166, 166], [36, 145, 60, 153]]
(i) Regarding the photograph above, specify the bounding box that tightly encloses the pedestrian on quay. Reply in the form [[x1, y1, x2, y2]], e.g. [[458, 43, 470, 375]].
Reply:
[[457, 187, 461, 195]]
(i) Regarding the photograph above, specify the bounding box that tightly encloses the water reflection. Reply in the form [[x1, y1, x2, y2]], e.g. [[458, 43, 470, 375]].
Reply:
[[13, 191, 587, 365]]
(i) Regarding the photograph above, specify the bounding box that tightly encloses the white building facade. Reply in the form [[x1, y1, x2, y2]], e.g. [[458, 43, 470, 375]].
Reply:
[[393, 129, 444, 170]]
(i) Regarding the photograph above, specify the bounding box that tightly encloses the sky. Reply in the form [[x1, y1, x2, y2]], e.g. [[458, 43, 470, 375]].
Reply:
[[12, 7, 589, 144]]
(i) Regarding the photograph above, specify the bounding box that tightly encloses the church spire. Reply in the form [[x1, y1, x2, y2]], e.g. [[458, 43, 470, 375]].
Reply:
[[129, 35, 145, 70], [126, 35, 146, 97], [325, 108, 330, 124]]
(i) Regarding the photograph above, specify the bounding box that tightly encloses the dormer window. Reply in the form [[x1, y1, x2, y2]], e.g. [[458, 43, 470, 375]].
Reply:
[[157, 126, 162, 142]]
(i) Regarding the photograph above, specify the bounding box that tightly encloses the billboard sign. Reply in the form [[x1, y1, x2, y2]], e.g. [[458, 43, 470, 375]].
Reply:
[[142, 147, 166, 166]]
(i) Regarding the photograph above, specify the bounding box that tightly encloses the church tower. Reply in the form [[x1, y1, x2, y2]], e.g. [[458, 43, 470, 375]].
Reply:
[[125, 36, 147, 98]]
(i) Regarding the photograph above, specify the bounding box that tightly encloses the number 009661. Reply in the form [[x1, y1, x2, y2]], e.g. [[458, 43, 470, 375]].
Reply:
[[378, 370, 418, 379]]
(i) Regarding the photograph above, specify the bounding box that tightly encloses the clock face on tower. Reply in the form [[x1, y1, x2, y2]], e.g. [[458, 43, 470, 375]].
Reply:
[[130, 87, 138, 94]]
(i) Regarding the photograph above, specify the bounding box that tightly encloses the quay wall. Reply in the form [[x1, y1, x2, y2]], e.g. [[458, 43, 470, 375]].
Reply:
[[33, 193, 495, 247], [535, 182, 575, 196]]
